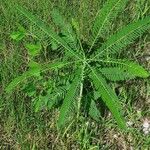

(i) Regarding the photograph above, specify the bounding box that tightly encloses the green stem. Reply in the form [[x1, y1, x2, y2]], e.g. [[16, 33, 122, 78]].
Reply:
[[77, 61, 86, 121]]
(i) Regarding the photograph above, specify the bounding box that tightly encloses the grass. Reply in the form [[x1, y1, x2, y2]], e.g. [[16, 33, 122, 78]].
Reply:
[[0, 0, 150, 149]]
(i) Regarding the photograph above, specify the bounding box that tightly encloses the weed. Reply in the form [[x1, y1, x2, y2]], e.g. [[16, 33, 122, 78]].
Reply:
[[6, 0, 150, 131]]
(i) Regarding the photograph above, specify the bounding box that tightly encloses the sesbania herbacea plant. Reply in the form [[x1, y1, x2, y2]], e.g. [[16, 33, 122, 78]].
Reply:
[[7, 0, 150, 129]]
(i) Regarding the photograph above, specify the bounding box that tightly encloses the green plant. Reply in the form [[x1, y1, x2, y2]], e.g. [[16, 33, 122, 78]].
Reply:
[[6, 0, 150, 130]]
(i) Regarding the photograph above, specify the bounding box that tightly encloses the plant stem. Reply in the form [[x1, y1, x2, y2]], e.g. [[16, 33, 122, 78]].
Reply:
[[77, 82, 84, 121], [77, 61, 86, 121]]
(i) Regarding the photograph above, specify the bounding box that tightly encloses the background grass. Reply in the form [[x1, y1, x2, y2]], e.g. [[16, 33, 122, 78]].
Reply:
[[0, 0, 150, 149]]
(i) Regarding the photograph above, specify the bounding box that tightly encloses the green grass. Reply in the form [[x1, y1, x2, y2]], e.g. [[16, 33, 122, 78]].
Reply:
[[0, 0, 150, 149]]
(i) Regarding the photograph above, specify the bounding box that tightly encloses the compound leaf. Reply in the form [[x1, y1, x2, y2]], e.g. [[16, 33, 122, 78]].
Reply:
[[89, 68, 126, 129], [57, 67, 82, 128], [93, 17, 150, 58]]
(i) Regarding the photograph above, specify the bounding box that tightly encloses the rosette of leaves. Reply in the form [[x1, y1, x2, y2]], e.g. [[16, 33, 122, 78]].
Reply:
[[6, 0, 150, 129]]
